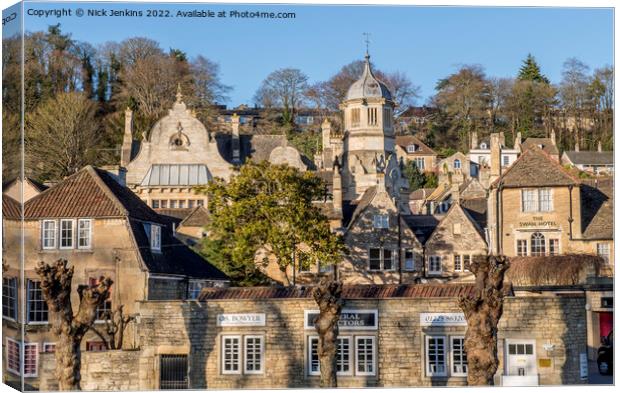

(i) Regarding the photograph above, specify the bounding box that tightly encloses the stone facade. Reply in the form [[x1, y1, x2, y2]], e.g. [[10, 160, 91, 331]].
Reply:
[[35, 291, 588, 389]]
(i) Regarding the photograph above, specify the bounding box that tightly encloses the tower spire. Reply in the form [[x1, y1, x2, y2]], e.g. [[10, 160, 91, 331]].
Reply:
[[363, 32, 371, 59]]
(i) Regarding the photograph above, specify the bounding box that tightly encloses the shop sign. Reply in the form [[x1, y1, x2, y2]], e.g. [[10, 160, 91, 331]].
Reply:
[[305, 309, 378, 330], [217, 313, 266, 327], [420, 312, 467, 326], [538, 359, 552, 368]]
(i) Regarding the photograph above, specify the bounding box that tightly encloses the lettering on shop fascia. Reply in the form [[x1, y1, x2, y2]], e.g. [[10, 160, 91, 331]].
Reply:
[[304, 309, 378, 330], [217, 313, 266, 327], [420, 312, 467, 327]]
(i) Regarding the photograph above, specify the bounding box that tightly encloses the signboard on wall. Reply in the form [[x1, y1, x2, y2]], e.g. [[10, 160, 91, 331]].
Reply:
[[420, 312, 467, 326], [217, 313, 266, 327], [579, 353, 588, 380], [304, 309, 378, 330]]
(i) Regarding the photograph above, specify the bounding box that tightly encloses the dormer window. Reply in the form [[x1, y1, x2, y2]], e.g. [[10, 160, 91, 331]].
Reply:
[[407, 144, 418, 153], [150, 224, 161, 252]]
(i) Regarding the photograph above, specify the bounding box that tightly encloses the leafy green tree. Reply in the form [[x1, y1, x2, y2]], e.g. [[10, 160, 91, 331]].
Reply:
[[402, 160, 427, 191], [196, 161, 346, 286]]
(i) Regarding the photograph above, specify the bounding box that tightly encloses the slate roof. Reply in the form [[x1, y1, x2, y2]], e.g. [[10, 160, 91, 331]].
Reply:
[[491, 147, 579, 188], [580, 185, 613, 240], [155, 208, 194, 222], [2, 195, 20, 219], [140, 164, 210, 186], [563, 151, 614, 166], [402, 215, 440, 244], [343, 187, 377, 229], [179, 206, 210, 227], [520, 138, 559, 156], [409, 188, 436, 201], [395, 135, 437, 155], [199, 283, 475, 301]]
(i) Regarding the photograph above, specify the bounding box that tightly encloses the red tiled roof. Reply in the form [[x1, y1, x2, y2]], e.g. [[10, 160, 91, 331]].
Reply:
[[23, 166, 163, 222], [2, 195, 20, 219], [199, 284, 476, 301]]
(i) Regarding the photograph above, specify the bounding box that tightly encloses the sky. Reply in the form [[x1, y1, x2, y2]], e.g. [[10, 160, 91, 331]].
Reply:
[[6, 1, 615, 107]]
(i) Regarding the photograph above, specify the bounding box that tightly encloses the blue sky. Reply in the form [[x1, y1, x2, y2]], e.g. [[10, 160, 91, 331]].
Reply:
[[15, 2, 615, 106]]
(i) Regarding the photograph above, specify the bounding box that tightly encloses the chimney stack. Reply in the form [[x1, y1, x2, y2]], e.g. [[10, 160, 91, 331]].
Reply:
[[490, 133, 502, 182], [332, 160, 343, 216], [451, 181, 460, 205], [550, 129, 557, 146], [499, 131, 505, 147], [471, 131, 478, 150], [231, 113, 241, 164], [575, 142, 580, 152], [322, 118, 332, 152], [514, 131, 522, 151], [598, 140, 602, 152], [120, 107, 133, 167]]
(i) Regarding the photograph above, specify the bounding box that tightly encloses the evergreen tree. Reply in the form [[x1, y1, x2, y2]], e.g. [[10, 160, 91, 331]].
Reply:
[[517, 54, 550, 84], [402, 160, 427, 191]]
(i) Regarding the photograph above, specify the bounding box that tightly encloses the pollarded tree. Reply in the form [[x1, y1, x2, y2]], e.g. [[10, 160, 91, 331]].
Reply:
[[197, 161, 347, 386], [458, 255, 510, 386], [35, 259, 113, 391]]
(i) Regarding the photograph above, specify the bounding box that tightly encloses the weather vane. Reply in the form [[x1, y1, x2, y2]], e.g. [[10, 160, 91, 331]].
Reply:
[[363, 32, 371, 55]]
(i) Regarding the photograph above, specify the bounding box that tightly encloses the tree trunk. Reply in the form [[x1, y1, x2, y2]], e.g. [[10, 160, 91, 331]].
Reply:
[[35, 259, 113, 391], [458, 255, 510, 386], [312, 277, 343, 388]]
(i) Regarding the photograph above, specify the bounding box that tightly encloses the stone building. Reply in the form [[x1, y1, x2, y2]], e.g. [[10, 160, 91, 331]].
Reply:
[[487, 146, 613, 265], [436, 152, 474, 185], [2, 166, 228, 388], [394, 135, 438, 173], [561, 143, 614, 175], [34, 285, 590, 390]]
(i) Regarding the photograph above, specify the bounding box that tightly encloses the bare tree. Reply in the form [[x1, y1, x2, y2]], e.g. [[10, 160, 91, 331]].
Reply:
[[458, 255, 510, 386], [89, 305, 136, 350], [25, 92, 101, 181], [254, 68, 308, 125], [35, 259, 113, 390], [312, 277, 343, 387]]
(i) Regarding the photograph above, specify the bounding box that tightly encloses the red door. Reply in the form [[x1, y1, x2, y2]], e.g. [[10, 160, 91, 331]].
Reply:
[[599, 312, 613, 342]]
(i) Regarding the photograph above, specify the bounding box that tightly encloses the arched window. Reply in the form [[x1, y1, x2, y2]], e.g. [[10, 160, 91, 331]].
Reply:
[[454, 159, 461, 170], [531, 232, 546, 256]]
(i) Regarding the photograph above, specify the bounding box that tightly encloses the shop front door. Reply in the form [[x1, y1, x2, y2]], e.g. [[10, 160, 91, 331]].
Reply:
[[503, 340, 538, 386]]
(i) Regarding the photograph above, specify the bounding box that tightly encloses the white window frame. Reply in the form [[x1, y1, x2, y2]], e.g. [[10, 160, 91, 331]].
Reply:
[[538, 188, 553, 212], [521, 189, 538, 212], [597, 243, 610, 264], [243, 335, 264, 375], [531, 232, 546, 256], [77, 219, 92, 249], [373, 214, 389, 229], [41, 220, 57, 249], [221, 335, 242, 375], [407, 144, 417, 153], [307, 336, 320, 376], [150, 224, 162, 252], [404, 249, 416, 271], [548, 238, 560, 256], [27, 280, 48, 324], [502, 155, 510, 166], [450, 336, 468, 377], [2, 277, 18, 321], [6, 338, 20, 376], [6, 339, 39, 378], [355, 336, 376, 376], [336, 336, 353, 376], [425, 335, 447, 377], [59, 219, 74, 249], [454, 255, 462, 272], [43, 342, 56, 353], [516, 239, 528, 256], [415, 157, 425, 170], [453, 159, 461, 170], [428, 256, 442, 274]]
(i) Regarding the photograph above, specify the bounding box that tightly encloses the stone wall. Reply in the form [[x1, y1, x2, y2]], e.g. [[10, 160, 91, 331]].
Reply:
[[38, 350, 141, 391]]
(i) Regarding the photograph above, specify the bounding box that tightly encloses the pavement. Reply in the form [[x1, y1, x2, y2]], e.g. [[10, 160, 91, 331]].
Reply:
[[588, 360, 613, 384]]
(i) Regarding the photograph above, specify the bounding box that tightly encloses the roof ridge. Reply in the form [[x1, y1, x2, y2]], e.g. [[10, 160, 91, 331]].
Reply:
[[85, 166, 130, 216]]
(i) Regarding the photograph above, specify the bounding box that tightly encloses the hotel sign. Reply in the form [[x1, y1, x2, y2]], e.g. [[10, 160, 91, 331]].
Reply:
[[305, 309, 378, 330], [518, 216, 557, 228], [420, 312, 467, 326], [217, 313, 266, 327]]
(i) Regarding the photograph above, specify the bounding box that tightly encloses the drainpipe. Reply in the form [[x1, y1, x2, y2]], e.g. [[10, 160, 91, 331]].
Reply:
[[397, 209, 402, 284], [495, 182, 504, 255], [568, 185, 574, 240]]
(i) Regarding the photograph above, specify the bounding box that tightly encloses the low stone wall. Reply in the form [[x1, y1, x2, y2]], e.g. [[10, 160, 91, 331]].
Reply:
[[38, 350, 141, 391]]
